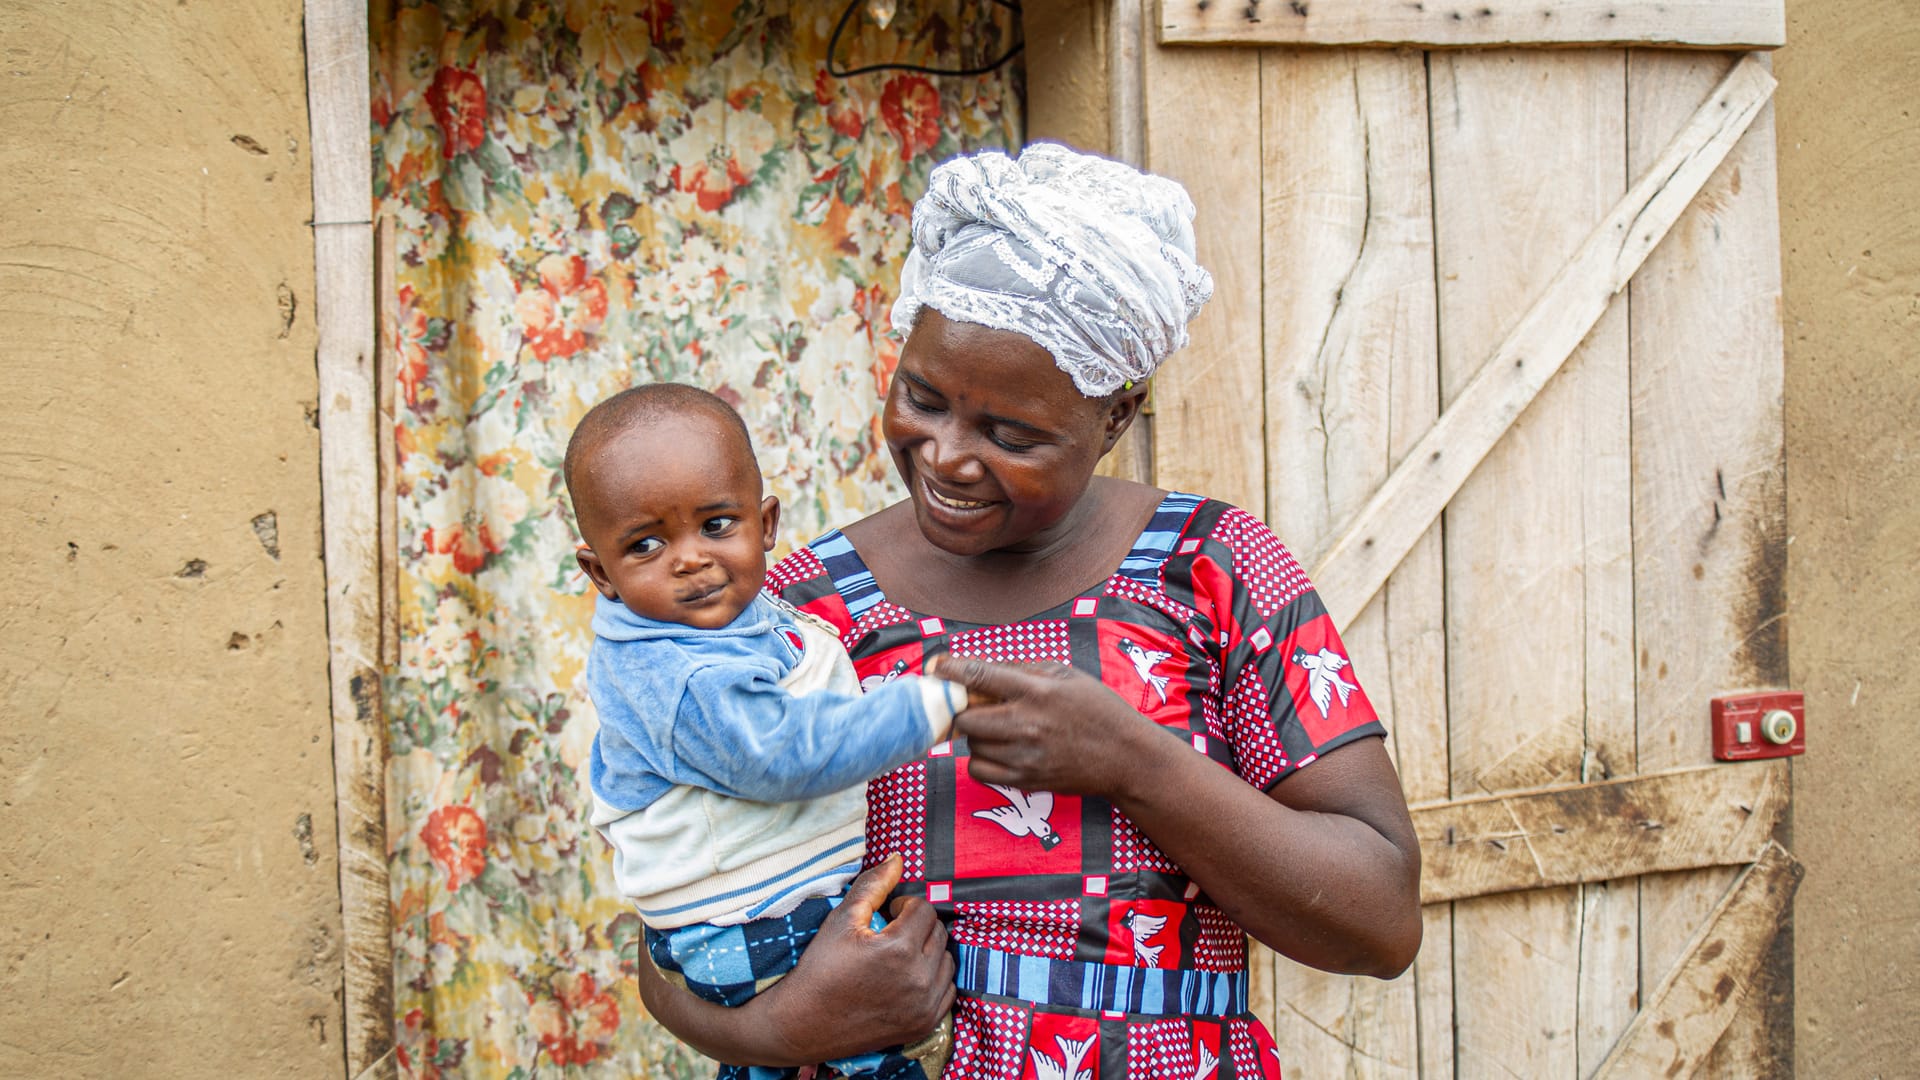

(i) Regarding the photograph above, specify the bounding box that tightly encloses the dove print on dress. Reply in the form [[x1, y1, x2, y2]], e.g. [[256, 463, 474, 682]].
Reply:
[[1188, 1043, 1219, 1080], [1030, 1033, 1098, 1080], [860, 657, 909, 693], [1290, 646, 1358, 721], [1120, 909, 1169, 966], [1117, 637, 1174, 708], [973, 782, 1063, 850]]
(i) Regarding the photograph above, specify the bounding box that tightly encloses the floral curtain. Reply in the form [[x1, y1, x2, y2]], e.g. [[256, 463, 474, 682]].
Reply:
[[370, 2, 1022, 1074]]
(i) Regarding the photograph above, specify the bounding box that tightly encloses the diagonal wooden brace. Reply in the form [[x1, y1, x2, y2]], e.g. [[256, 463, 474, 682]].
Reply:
[[1310, 54, 1776, 632], [1593, 842, 1803, 1079]]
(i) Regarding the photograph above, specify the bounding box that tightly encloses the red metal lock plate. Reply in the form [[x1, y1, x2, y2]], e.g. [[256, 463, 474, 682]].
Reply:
[[1711, 691, 1806, 761]]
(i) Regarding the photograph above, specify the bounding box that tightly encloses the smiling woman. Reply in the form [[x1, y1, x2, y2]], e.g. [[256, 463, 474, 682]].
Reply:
[[882, 311, 1144, 567], [632, 144, 1421, 1080]]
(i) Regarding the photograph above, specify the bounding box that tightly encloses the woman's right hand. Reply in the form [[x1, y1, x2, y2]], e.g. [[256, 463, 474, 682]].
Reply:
[[635, 854, 956, 1067]]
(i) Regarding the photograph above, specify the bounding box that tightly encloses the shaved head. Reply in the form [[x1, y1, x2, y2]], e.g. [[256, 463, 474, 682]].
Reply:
[[564, 384, 759, 532]]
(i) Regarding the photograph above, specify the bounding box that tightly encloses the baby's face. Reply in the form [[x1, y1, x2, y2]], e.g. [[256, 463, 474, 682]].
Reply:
[[574, 413, 778, 629]]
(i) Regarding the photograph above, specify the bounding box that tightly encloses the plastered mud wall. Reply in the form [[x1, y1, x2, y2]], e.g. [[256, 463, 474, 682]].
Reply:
[[1776, 0, 1920, 1073], [0, 3, 343, 1076]]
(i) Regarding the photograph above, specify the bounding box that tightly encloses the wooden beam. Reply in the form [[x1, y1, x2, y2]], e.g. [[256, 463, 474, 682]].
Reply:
[[375, 216, 400, 671], [306, 1, 391, 1076], [1158, 0, 1784, 50], [1093, 0, 1153, 485], [1416, 761, 1787, 904], [1308, 53, 1775, 631], [1592, 842, 1804, 1079]]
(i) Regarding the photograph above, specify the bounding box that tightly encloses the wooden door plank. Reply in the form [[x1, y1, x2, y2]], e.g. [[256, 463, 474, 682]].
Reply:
[[1592, 844, 1804, 1080], [1626, 50, 1791, 1077], [1415, 762, 1787, 903], [1432, 48, 1627, 1079], [1144, 46, 1266, 519], [1308, 53, 1776, 632], [1024, 0, 1113, 157], [1158, 0, 1785, 50], [1258, 47, 1436, 1079]]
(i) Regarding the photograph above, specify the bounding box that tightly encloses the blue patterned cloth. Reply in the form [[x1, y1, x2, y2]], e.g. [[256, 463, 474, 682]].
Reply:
[[646, 896, 932, 1080]]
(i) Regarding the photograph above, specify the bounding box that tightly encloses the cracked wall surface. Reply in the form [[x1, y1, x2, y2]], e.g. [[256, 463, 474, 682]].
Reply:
[[0, 2, 343, 1076], [1777, 0, 1920, 1073]]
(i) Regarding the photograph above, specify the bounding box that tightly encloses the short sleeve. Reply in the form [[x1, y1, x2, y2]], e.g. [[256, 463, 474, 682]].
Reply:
[[1179, 506, 1386, 789]]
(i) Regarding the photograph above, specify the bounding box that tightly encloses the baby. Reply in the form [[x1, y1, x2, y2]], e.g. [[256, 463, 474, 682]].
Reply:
[[567, 383, 958, 1080]]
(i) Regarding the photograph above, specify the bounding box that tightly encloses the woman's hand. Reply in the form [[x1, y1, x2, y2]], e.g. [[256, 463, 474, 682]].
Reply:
[[635, 855, 956, 1066], [930, 656, 1174, 800]]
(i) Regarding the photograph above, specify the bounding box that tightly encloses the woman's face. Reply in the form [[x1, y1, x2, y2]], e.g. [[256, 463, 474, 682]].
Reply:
[[884, 309, 1140, 557]]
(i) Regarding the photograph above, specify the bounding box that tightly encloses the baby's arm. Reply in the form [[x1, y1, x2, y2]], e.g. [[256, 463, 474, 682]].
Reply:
[[668, 666, 966, 803]]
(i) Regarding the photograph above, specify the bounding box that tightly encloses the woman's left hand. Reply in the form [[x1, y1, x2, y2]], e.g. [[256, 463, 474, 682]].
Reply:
[[930, 655, 1171, 798]]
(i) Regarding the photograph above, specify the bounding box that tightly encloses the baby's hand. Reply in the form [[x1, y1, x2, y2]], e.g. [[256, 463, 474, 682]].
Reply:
[[925, 655, 999, 709]]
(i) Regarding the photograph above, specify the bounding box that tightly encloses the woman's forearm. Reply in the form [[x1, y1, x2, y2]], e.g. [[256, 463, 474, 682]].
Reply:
[[1109, 730, 1422, 977], [631, 858, 958, 1067], [635, 949, 812, 1066]]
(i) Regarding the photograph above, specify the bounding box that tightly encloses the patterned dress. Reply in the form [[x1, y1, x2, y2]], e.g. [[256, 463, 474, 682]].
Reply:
[[767, 494, 1386, 1080]]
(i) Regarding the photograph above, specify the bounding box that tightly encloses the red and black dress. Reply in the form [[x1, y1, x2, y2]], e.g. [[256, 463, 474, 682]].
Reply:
[[766, 494, 1386, 1080]]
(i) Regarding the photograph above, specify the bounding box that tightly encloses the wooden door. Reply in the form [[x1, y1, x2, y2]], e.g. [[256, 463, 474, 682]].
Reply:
[[1028, 2, 1797, 1075]]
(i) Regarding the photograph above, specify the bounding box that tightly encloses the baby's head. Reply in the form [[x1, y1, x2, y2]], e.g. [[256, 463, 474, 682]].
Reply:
[[565, 384, 780, 629]]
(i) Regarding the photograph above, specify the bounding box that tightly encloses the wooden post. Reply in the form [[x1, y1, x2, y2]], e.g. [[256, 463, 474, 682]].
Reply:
[[305, 0, 393, 1076]]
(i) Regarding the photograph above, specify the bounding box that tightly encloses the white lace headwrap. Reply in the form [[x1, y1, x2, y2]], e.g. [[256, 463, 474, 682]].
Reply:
[[891, 143, 1214, 397]]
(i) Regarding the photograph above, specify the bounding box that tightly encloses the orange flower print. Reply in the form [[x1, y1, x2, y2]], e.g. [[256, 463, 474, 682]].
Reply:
[[515, 254, 609, 361], [420, 470, 530, 575], [425, 66, 488, 158], [880, 75, 940, 161], [669, 99, 777, 213], [420, 804, 488, 891], [814, 69, 866, 139], [529, 972, 621, 1067], [396, 1007, 464, 1078]]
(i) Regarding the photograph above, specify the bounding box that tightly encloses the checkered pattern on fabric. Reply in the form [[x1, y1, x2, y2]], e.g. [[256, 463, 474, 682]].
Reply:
[[949, 621, 1073, 665], [1228, 1019, 1282, 1080], [1218, 666, 1290, 789], [853, 600, 920, 639], [948, 997, 1030, 1080], [864, 760, 929, 878], [1190, 906, 1247, 973], [1206, 509, 1312, 619], [1104, 573, 1201, 628], [1127, 1019, 1203, 1079], [951, 900, 1081, 959], [765, 545, 828, 595], [1110, 810, 1182, 874]]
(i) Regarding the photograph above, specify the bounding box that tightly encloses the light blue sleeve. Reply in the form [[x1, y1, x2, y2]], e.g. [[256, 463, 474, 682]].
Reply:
[[667, 664, 942, 803]]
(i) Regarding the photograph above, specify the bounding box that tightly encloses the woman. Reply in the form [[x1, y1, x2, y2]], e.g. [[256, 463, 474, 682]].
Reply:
[[637, 144, 1421, 1080]]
